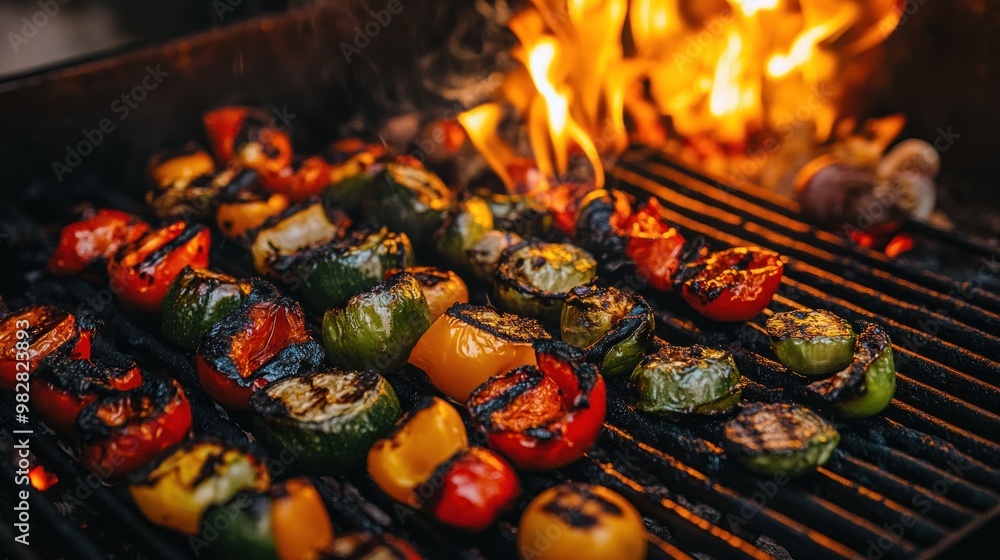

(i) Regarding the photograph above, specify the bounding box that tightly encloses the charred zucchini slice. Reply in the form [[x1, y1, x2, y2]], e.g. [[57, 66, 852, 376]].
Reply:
[[494, 241, 597, 325], [806, 322, 896, 419], [767, 309, 856, 376], [161, 267, 250, 350], [465, 230, 524, 284], [560, 285, 654, 377], [250, 370, 401, 471], [250, 202, 350, 277], [366, 163, 455, 243], [630, 344, 742, 415], [724, 403, 839, 476], [321, 272, 431, 372], [271, 227, 414, 310], [482, 191, 553, 238], [434, 196, 494, 269]]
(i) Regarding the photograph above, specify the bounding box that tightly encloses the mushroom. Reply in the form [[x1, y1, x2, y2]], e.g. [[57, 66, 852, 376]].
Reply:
[[876, 139, 940, 180]]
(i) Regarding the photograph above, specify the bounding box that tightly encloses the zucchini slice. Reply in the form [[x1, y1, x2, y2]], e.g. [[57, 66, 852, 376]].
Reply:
[[724, 403, 839, 476], [560, 285, 654, 377], [494, 241, 597, 325], [250, 202, 350, 276], [465, 230, 523, 285], [366, 163, 455, 243], [161, 267, 250, 350], [767, 309, 856, 376], [806, 321, 896, 419], [630, 344, 742, 415]]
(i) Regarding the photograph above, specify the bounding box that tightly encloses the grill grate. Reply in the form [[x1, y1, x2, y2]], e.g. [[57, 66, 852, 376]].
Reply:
[[2, 149, 999, 559]]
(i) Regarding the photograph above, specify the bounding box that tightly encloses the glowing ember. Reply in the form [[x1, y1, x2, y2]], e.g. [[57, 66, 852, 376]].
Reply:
[[460, 0, 903, 191], [29, 465, 58, 491]]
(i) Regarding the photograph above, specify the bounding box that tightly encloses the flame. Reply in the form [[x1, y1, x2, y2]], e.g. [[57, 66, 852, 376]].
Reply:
[[461, 0, 901, 190], [29, 465, 58, 491]]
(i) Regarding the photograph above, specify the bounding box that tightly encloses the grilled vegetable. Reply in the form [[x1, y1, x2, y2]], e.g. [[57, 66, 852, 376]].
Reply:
[[807, 322, 896, 419], [421, 446, 520, 532], [107, 221, 211, 312], [250, 202, 351, 277], [318, 533, 423, 560], [259, 156, 332, 202], [630, 344, 742, 415], [368, 397, 469, 506], [680, 246, 784, 322], [161, 267, 250, 350], [76, 376, 192, 481], [203, 106, 293, 173], [482, 191, 553, 238], [214, 168, 290, 239], [388, 266, 469, 322], [576, 190, 700, 292], [0, 305, 93, 391], [494, 241, 597, 325], [250, 370, 401, 471], [469, 340, 606, 470], [724, 403, 839, 476], [196, 280, 324, 410], [130, 439, 270, 535], [409, 303, 551, 402], [465, 230, 523, 285], [34, 358, 143, 434], [560, 285, 654, 377], [272, 228, 414, 310], [321, 272, 430, 373], [48, 209, 150, 275], [766, 309, 856, 376], [321, 141, 390, 214], [365, 163, 455, 243], [202, 478, 334, 560], [517, 483, 647, 560], [145, 146, 220, 221], [433, 196, 494, 268]]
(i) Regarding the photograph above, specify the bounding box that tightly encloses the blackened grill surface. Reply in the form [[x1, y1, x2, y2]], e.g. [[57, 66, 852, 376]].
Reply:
[[2, 149, 999, 559]]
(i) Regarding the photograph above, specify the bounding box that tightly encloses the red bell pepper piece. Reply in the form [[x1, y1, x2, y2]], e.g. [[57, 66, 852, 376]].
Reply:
[[421, 446, 521, 532], [34, 358, 143, 434], [76, 376, 192, 481], [195, 280, 324, 410], [106, 221, 211, 312], [0, 306, 92, 391], [258, 156, 332, 202], [203, 106, 293, 173], [680, 246, 785, 322], [468, 340, 606, 471], [615, 198, 694, 292], [48, 209, 150, 275]]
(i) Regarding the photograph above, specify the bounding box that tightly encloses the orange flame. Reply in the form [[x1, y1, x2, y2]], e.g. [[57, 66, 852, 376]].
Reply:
[[29, 465, 58, 491], [461, 0, 902, 190]]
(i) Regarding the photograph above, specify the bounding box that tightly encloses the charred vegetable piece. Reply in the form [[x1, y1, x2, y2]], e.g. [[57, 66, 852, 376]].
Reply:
[[250, 370, 401, 471], [469, 340, 606, 470], [433, 196, 494, 268], [560, 285, 654, 377], [630, 345, 742, 415], [162, 267, 251, 350], [107, 221, 212, 312], [680, 246, 784, 322], [49, 209, 151, 275], [724, 403, 839, 476], [517, 483, 647, 560], [213, 168, 290, 240], [202, 477, 335, 560], [271, 228, 414, 310], [196, 280, 324, 410], [465, 230, 523, 285], [420, 446, 520, 532], [409, 303, 550, 402], [145, 145, 219, 221], [318, 533, 424, 560], [576, 190, 700, 292], [321, 272, 430, 373], [368, 397, 469, 506], [34, 358, 143, 434], [365, 163, 455, 243], [130, 439, 270, 535], [766, 309, 856, 376], [0, 305, 93, 391], [321, 141, 392, 214], [203, 106, 293, 173], [76, 376, 192, 481], [807, 322, 896, 419], [397, 266, 469, 322], [259, 156, 332, 202], [495, 241, 597, 325], [482, 191, 553, 238], [250, 201, 351, 277]]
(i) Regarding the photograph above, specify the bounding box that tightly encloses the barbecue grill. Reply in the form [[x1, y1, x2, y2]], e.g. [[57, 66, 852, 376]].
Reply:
[[2, 3, 999, 559]]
